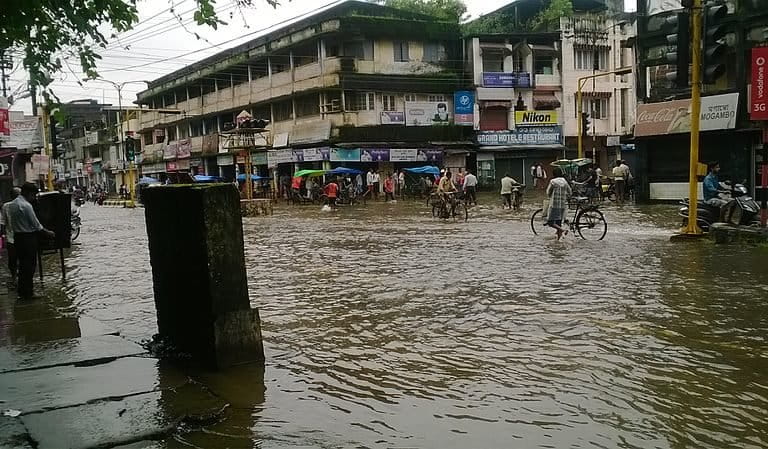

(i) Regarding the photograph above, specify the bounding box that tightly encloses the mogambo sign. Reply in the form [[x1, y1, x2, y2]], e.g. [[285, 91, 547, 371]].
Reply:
[[515, 110, 558, 127]]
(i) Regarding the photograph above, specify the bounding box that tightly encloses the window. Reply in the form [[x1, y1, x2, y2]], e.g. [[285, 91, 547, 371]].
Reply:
[[201, 79, 216, 95], [512, 53, 525, 72], [190, 120, 203, 137], [295, 93, 320, 118], [423, 42, 445, 63], [142, 132, 153, 147], [232, 65, 249, 86], [405, 94, 417, 102], [166, 126, 177, 142], [203, 116, 217, 135], [162, 92, 175, 108], [534, 54, 554, 75], [343, 40, 374, 60], [187, 85, 201, 99], [344, 92, 375, 111], [251, 106, 270, 122], [174, 87, 187, 103], [574, 48, 609, 71], [482, 49, 504, 72], [382, 94, 397, 111], [428, 94, 446, 102], [620, 89, 628, 128], [393, 41, 410, 62], [179, 124, 190, 139], [270, 56, 289, 74], [251, 60, 268, 80], [577, 97, 609, 119], [273, 100, 293, 122], [293, 42, 318, 67]]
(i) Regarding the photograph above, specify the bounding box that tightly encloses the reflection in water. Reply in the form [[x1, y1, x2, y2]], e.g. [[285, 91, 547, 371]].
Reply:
[[61, 199, 768, 448]]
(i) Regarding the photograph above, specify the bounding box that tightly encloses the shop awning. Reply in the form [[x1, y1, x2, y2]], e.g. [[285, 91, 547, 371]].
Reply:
[[293, 169, 326, 178], [481, 100, 510, 109], [534, 93, 561, 110], [327, 167, 363, 176], [580, 91, 612, 98], [404, 166, 440, 176], [236, 174, 269, 182]]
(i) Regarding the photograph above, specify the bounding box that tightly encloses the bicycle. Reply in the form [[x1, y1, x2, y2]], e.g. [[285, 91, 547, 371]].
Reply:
[[529, 197, 607, 240], [432, 193, 468, 222]]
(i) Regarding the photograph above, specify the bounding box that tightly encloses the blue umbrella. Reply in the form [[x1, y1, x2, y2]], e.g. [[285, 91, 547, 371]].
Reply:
[[193, 175, 223, 183], [327, 167, 363, 176], [237, 174, 269, 182], [404, 166, 440, 176]]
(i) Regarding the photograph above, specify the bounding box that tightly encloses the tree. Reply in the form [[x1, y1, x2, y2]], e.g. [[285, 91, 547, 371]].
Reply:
[[526, 0, 573, 31], [461, 0, 573, 34], [382, 0, 468, 23], [0, 0, 278, 101]]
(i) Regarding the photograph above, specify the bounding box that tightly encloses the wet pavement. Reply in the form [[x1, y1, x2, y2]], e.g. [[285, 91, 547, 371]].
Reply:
[[3, 192, 768, 448]]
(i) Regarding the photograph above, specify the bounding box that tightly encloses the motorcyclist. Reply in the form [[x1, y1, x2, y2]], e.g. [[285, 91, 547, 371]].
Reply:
[[703, 162, 728, 221]]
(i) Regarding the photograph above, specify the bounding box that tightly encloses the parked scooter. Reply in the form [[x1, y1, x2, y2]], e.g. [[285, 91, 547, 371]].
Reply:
[[678, 181, 760, 231], [71, 206, 81, 241]]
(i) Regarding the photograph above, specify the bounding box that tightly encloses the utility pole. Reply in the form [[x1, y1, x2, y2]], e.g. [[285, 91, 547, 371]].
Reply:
[[683, 0, 703, 235]]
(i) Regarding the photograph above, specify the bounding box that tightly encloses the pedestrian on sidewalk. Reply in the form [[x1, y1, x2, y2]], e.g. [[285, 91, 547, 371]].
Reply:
[[546, 168, 572, 240], [384, 173, 395, 202], [8, 183, 55, 301], [1, 187, 21, 288]]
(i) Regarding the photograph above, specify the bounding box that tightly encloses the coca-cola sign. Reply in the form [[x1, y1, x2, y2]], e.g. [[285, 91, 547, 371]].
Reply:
[[635, 93, 739, 137]]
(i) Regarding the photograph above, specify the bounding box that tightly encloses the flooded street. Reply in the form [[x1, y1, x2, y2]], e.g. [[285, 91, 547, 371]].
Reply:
[[60, 195, 768, 448]]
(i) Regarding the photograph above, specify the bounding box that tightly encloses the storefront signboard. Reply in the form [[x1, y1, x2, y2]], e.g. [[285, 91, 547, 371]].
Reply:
[[267, 148, 293, 168], [7, 116, 42, 149], [514, 110, 558, 127], [635, 93, 739, 136], [330, 148, 361, 161], [405, 102, 452, 126], [390, 148, 418, 162], [291, 150, 304, 162], [381, 112, 405, 125], [751, 47, 768, 120], [476, 126, 563, 146], [361, 149, 389, 162], [252, 151, 268, 165], [454, 91, 474, 126], [217, 154, 234, 166], [482, 72, 532, 88], [302, 147, 330, 161]]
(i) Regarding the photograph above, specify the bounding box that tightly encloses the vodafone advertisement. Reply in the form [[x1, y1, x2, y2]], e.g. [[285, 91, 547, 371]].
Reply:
[[751, 47, 768, 120]]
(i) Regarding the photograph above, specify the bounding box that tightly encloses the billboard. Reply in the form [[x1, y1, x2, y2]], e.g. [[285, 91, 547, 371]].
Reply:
[[476, 126, 563, 146], [381, 111, 405, 125], [405, 101, 451, 126], [751, 47, 768, 120], [482, 72, 532, 88], [515, 110, 558, 127], [330, 148, 361, 161], [635, 93, 739, 136]]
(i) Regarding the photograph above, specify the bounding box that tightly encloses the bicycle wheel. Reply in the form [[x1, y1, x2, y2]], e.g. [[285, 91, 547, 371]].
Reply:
[[432, 203, 441, 218], [576, 209, 607, 240], [530, 208, 544, 236], [453, 202, 468, 222]]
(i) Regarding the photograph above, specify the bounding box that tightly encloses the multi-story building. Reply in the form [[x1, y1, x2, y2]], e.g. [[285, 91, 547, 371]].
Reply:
[[134, 1, 470, 184], [633, 0, 767, 201], [462, 0, 636, 185]]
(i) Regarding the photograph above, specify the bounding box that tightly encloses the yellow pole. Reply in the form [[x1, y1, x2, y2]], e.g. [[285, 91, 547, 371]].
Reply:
[[244, 149, 253, 200], [684, 1, 703, 234], [577, 79, 584, 159]]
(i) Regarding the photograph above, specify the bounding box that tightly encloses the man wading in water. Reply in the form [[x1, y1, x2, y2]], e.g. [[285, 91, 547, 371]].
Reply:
[[546, 168, 572, 240]]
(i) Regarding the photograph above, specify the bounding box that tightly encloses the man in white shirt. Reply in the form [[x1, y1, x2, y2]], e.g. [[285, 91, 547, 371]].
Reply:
[[463, 170, 478, 206], [372, 170, 381, 199], [8, 183, 55, 300], [366, 169, 375, 197], [0, 187, 21, 287], [500, 173, 518, 209]]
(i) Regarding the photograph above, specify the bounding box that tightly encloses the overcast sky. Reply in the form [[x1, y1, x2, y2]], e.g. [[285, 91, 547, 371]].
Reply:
[[9, 0, 636, 113]]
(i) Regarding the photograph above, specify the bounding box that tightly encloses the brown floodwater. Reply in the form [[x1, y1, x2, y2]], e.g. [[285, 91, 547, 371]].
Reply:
[[60, 194, 768, 448]]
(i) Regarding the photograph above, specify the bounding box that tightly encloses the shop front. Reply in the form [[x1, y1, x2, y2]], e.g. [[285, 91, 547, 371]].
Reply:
[[633, 93, 754, 201]]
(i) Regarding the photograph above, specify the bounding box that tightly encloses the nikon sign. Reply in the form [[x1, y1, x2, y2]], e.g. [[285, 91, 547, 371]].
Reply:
[[515, 110, 558, 127]]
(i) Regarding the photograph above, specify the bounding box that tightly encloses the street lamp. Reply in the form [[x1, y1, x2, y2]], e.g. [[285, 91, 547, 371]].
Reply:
[[96, 78, 150, 207], [576, 67, 632, 159]]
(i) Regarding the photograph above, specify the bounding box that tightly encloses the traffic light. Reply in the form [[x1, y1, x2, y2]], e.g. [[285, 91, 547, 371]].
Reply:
[[580, 112, 591, 136], [702, 3, 729, 84], [49, 115, 61, 159], [664, 11, 690, 89], [125, 136, 136, 162]]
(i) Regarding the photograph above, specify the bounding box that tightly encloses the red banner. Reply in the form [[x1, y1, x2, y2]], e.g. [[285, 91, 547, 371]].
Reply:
[[751, 47, 768, 120], [0, 108, 9, 136]]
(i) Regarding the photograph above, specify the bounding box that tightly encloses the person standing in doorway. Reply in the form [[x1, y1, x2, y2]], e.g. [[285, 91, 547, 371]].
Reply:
[[546, 168, 572, 240], [535, 163, 548, 189], [8, 183, 55, 300], [463, 170, 478, 206], [384, 173, 395, 202], [1, 187, 21, 288], [372, 170, 381, 200]]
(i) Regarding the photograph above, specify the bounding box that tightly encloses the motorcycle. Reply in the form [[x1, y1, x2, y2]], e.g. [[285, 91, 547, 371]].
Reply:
[[678, 181, 760, 232], [71, 207, 81, 241], [511, 184, 526, 210]]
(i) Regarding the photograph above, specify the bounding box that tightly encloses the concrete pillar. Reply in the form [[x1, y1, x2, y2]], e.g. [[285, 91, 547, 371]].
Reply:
[[143, 184, 264, 369]]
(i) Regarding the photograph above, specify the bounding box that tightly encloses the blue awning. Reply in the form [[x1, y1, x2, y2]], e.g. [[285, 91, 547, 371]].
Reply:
[[237, 174, 269, 182], [404, 166, 440, 176], [327, 167, 363, 176], [193, 175, 223, 183]]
